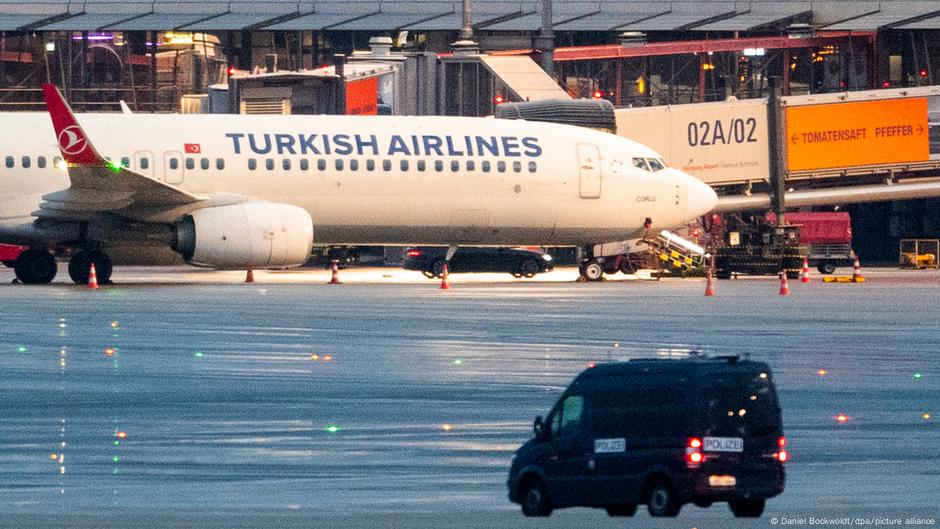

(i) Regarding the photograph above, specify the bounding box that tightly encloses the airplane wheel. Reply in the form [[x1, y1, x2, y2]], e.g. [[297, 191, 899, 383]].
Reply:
[[68, 250, 113, 284], [14, 249, 57, 284]]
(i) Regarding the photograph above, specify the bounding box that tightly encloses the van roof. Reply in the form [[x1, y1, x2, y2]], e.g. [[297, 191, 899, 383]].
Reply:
[[577, 356, 771, 380]]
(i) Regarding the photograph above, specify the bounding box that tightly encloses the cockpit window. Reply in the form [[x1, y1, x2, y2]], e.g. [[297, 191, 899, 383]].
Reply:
[[647, 158, 665, 172], [632, 157, 649, 171]]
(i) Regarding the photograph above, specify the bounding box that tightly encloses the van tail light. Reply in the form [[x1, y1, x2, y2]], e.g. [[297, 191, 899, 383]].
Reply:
[[686, 437, 704, 468], [777, 436, 789, 462], [406, 250, 422, 257]]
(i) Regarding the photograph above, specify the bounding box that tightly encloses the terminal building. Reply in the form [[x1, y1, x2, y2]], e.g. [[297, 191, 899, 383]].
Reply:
[[1, 0, 939, 261]]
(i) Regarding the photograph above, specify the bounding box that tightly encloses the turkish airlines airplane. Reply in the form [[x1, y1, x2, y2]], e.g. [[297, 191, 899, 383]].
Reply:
[[0, 84, 717, 284]]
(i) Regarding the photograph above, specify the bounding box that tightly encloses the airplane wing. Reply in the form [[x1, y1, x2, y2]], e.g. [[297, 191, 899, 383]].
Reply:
[[37, 84, 203, 221]]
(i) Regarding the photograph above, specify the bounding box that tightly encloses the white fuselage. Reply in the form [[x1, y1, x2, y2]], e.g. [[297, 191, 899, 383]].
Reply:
[[0, 112, 715, 247]]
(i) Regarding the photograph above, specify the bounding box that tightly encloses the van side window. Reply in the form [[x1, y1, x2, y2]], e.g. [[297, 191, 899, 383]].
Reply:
[[559, 395, 584, 437]]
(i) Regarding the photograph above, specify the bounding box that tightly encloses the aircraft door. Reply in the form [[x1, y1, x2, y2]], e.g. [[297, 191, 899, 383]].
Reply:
[[164, 151, 183, 185], [134, 151, 154, 178], [577, 144, 601, 199]]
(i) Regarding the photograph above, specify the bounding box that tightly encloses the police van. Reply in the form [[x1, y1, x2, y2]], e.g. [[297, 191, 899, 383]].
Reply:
[[507, 355, 787, 518]]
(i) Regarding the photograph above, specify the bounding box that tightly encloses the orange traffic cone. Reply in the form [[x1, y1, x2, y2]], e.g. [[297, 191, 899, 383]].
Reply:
[[852, 255, 864, 282], [704, 268, 715, 296], [329, 259, 342, 285], [88, 262, 99, 289], [245, 265, 254, 283], [440, 263, 451, 290], [800, 259, 811, 283], [778, 271, 790, 296]]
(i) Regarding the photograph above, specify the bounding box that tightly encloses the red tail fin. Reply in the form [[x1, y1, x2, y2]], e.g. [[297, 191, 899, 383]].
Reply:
[[42, 84, 104, 165]]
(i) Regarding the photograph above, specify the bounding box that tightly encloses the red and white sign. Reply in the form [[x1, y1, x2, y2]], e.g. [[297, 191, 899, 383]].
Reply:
[[184, 143, 201, 154]]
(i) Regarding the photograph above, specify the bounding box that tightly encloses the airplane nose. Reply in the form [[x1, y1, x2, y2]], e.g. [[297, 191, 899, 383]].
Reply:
[[685, 173, 718, 218]]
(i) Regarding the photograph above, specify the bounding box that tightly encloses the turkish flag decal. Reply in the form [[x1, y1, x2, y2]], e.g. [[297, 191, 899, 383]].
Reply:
[[184, 143, 201, 154]]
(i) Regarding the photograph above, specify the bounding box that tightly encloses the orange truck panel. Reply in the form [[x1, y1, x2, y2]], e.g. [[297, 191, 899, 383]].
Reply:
[[785, 98, 929, 172]]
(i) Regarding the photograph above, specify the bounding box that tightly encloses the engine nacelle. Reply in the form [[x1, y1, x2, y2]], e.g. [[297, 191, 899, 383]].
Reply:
[[173, 203, 313, 269]]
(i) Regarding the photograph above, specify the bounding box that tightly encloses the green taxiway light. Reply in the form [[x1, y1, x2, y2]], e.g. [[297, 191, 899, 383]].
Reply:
[[17, 346, 26, 353], [914, 373, 923, 380], [453, 359, 463, 366], [325, 425, 339, 433], [194, 351, 204, 358]]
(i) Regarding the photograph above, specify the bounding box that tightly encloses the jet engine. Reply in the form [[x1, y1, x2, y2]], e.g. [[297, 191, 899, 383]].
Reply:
[[173, 203, 313, 269]]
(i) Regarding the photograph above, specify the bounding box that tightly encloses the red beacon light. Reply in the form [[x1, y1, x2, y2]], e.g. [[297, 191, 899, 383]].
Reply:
[[919, 69, 929, 78], [227, 66, 237, 76], [592, 90, 604, 99], [494, 95, 505, 104]]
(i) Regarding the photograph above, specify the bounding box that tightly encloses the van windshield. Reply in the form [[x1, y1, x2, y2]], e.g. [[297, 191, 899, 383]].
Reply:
[[701, 372, 779, 438]]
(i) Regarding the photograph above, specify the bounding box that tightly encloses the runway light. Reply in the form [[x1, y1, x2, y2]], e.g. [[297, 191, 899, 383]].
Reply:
[[310, 354, 320, 361], [322, 355, 333, 362], [104, 348, 115, 357], [50, 453, 58, 460], [194, 351, 204, 358], [112, 456, 120, 463], [835, 413, 849, 423], [914, 372, 923, 380], [587, 362, 596, 368], [116, 431, 127, 439], [441, 423, 453, 432], [325, 425, 340, 433], [17, 346, 26, 353], [923, 413, 932, 420], [613, 342, 620, 348], [817, 369, 828, 377], [110, 321, 119, 328], [453, 358, 463, 366]]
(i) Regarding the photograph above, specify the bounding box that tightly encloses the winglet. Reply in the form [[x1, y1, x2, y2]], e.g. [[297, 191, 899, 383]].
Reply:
[[42, 83, 105, 166]]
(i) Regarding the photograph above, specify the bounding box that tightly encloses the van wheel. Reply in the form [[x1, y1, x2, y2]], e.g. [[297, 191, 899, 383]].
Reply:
[[520, 478, 552, 517], [580, 262, 604, 281], [518, 258, 541, 278], [606, 504, 637, 517], [729, 498, 765, 518], [430, 259, 446, 279], [645, 479, 681, 517]]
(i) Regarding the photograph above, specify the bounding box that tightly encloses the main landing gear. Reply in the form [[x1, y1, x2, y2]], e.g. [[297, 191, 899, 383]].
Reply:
[[67, 249, 112, 285], [11, 248, 114, 285]]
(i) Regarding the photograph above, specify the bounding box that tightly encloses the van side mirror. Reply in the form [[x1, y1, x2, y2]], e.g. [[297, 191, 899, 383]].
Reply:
[[533, 416, 547, 440]]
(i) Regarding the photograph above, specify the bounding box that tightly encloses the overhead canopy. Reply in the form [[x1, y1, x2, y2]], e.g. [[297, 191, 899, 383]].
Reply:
[[38, 13, 144, 31], [621, 9, 737, 31], [404, 9, 527, 31], [0, 13, 60, 30], [263, 12, 370, 30], [327, 11, 452, 31], [484, 8, 597, 31], [693, 8, 812, 31], [478, 55, 571, 101], [894, 13, 940, 29], [179, 12, 296, 31], [823, 7, 940, 30], [103, 13, 227, 31], [554, 10, 666, 31]]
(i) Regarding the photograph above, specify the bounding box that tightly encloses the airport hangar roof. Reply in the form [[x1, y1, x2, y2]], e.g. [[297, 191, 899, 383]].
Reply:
[[2, 1, 940, 32]]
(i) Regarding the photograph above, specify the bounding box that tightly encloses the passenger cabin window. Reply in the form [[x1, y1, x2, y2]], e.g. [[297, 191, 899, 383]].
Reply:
[[366, 159, 375, 171], [300, 159, 309, 171], [434, 160, 443, 172], [282, 159, 291, 170], [38, 156, 47, 169], [185, 158, 195, 170], [513, 161, 522, 173], [22, 156, 30, 169], [400, 160, 409, 171], [350, 160, 359, 171], [382, 160, 391, 171], [633, 157, 649, 171], [497, 161, 506, 173], [53, 156, 62, 169], [451, 160, 460, 172], [5, 156, 13, 168], [216, 158, 225, 170], [528, 161, 537, 173], [482, 161, 491, 172], [170, 158, 179, 170], [121, 157, 131, 168], [466, 160, 475, 171], [248, 159, 257, 170], [140, 158, 150, 170], [201, 158, 209, 170], [317, 159, 326, 171], [335, 159, 344, 171], [417, 160, 425, 172], [647, 158, 665, 172], [265, 159, 274, 171]]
